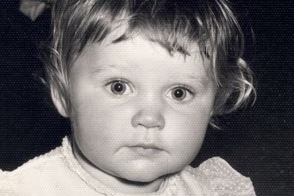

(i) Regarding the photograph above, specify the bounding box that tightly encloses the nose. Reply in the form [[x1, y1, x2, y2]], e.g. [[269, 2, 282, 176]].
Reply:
[[131, 109, 165, 130]]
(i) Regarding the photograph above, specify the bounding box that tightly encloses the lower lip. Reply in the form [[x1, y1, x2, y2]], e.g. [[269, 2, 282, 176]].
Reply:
[[129, 146, 161, 156]]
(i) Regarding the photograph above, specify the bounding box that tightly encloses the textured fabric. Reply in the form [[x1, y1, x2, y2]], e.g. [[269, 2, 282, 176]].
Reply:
[[0, 137, 256, 196]]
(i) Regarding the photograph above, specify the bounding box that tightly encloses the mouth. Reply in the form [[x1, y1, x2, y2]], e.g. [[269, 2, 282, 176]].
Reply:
[[128, 144, 163, 156]]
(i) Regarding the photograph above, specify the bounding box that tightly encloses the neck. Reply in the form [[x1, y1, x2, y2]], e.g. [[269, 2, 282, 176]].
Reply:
[[72, 141, 164, 194]]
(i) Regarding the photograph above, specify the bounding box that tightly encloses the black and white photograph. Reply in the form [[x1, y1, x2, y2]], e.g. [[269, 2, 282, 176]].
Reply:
[[0, 0, 293, 195]]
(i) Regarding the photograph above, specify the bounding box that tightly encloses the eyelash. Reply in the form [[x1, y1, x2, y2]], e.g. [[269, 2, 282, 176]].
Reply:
[[167, 85, 196, 102], [173, 84, 195, 94], [105, 79, 133, 96]]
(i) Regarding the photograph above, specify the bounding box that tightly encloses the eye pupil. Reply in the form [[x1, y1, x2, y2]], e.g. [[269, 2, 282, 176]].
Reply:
[[173, 88, 186, 100], [111, 81, 125, 94]]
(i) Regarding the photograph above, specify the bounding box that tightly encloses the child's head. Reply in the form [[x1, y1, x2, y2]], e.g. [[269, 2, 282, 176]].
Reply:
[[43, 0, 255, 192]]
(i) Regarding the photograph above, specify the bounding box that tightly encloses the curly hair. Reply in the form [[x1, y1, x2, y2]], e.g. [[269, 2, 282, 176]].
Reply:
[[42, 0, 256, 125]]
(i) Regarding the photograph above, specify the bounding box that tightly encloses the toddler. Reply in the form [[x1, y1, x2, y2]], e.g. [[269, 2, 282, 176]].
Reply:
[[0, 0, 256, 195]]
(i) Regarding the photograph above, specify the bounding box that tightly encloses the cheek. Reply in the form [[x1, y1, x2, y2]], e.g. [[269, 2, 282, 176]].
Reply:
[[168, 116, 207, 147], [168, 102, 211, 132], [165, 106, 211, 156], [70, 100, 134, 167], [70, 92, 134, 143]]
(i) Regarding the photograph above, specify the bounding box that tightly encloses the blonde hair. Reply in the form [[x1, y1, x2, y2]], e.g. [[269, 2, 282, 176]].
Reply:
[[42, 0, 256, 125]]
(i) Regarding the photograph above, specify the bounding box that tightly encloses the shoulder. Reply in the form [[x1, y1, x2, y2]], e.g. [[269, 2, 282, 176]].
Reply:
[[0, 145, 64, 175], [0, 145, 64, 195], [183, 157, 256, 196], [0, 137, 72, 178]]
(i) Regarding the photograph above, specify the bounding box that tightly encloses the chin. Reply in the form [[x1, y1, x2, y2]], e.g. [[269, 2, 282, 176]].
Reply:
[[116, 167, 166, 183], [113, 159, 183, 183], [124, 174, 163, 183]]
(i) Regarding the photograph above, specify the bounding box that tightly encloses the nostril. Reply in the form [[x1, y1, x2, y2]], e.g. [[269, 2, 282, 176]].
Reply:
[[131, 110, 165, 130]]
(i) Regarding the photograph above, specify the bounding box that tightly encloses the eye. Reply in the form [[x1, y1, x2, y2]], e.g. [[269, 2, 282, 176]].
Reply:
[[106, 80, 132, 96], [167, 86, 194, 102]]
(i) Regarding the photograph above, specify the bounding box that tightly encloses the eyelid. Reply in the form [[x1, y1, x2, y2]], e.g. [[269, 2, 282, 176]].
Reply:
[[166, 84, 196, 103], [104, 78, 134, 95], [170, 84, 196, 94], [104, 77, 131, 85]]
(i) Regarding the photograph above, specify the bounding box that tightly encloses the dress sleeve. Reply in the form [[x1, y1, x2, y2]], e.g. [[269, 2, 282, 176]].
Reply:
[[0, 170, 22, 196], [193, 157, 256, 196]]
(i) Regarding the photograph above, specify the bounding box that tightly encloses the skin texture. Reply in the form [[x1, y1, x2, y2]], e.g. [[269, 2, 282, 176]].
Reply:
[[52, 36, 217, 194]]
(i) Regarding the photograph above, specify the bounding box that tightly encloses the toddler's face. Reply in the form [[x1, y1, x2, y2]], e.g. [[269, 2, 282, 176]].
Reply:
[[57, 37, 216, 184]]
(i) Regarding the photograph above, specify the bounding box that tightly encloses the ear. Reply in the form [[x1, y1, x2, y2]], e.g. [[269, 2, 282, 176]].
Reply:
[[210, 110, 214, 117], [50, 85, 69, 117]]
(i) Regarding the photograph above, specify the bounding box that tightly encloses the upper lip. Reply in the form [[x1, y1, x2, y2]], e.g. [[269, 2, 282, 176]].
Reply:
[[129, 143, 162, 150]]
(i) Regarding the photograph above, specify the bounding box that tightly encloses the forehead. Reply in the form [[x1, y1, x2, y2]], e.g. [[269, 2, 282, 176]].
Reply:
[[75, 36, 208, 75]]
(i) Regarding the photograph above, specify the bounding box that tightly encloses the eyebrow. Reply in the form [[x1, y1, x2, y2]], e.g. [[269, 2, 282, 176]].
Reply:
[[91, 64, 212, 86], [186, 74, 208, 81], [171, 73, 210, 83], [91, 64, 127, 73]]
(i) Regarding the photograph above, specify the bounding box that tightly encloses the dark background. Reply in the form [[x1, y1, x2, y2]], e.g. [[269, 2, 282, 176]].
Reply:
[[0, 1, 293, 195]]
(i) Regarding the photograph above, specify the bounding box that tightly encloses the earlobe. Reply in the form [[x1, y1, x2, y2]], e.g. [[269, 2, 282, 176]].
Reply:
[[209, 110, 214, 117], [50, 86, 69, 117]]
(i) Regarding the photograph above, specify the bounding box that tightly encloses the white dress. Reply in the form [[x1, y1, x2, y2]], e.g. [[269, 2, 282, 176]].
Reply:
[[0, 137, 256, 196]]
